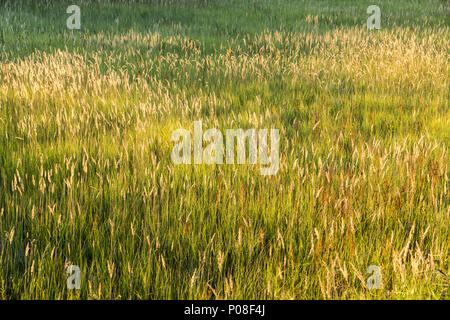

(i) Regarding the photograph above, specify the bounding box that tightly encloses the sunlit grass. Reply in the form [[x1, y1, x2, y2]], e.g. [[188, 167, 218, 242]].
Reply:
[[0, 0, 448, 299]]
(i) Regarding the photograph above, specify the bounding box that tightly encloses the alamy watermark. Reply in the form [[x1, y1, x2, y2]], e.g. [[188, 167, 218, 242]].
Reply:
[[66, 265, 81, 290], [367, 5, 381, 30], [171, 121, 279, 175], [66, 5, 81, 30], [366, 265, 381, 289]]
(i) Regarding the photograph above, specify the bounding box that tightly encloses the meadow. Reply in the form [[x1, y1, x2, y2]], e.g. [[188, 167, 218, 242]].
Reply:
[[0, 0, 448, 299]]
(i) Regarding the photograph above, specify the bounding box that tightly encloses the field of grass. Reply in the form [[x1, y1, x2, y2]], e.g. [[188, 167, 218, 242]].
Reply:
[[0, 0, 448, 299]]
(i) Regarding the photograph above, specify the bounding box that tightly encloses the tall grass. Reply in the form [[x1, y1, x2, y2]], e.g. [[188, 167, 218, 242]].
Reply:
[[0, 0, 448, 299]]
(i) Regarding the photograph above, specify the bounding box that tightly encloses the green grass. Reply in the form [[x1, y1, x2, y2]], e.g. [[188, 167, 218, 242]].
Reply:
[[0, 0, 448, 299]]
